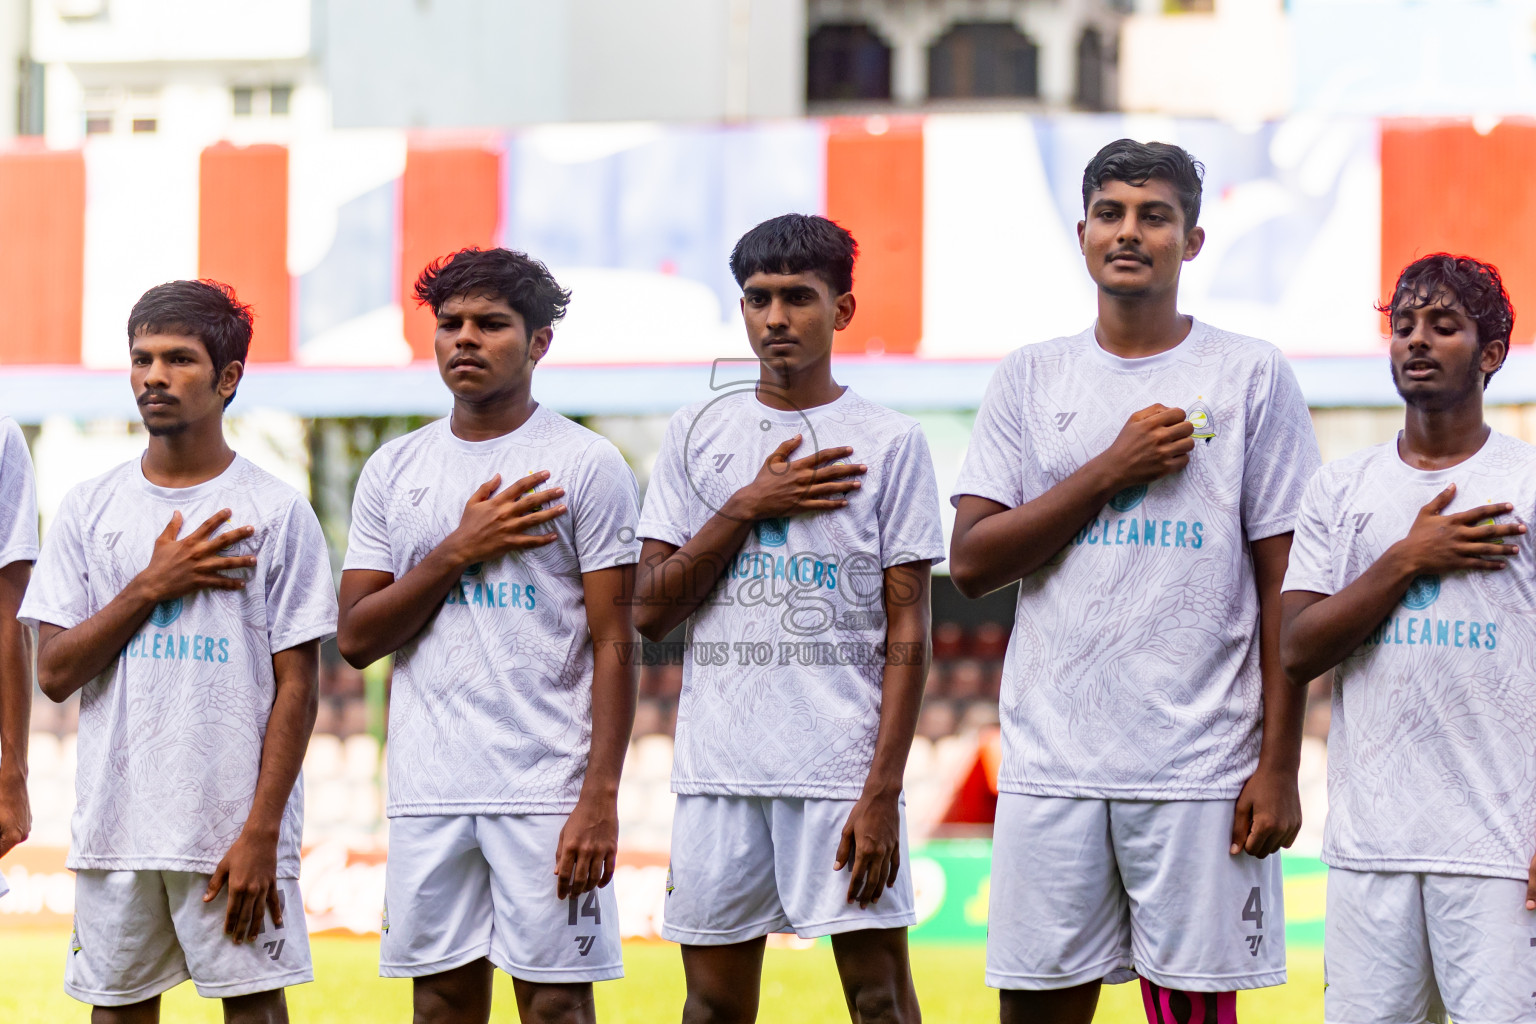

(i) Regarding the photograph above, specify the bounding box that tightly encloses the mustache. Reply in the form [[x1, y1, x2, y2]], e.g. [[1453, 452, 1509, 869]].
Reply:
[[137, 389, 178, 407], [1106, 249, 1151, 264]]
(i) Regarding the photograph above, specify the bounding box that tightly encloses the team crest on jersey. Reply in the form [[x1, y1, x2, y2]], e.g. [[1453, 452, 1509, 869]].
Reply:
[[464, 562, 484, 578], [1187, 397, 1216, 442], [149, 597, 183, 627], [1403, 574, 1441, 610], [1108, 484, 1147, 513], [755, 517, 789, 548]]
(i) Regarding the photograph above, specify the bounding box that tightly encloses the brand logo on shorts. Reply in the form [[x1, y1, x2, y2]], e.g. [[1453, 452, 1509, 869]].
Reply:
[[665, 868, 675, 898], [1403, 574, 1441, 610], [573, 936, 596, 956], [149, 597, 183, 627], [1188, 397, 1216, 442], [381, 901, 389, 934], [755, 517, 789, 548], [70, 921, 82, 955]]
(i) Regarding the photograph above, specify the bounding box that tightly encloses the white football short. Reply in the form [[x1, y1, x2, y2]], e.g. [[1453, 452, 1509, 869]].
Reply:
[[662, 795, 917, 945], [987, 794, 1286, 992], [381, 814, 623, 984], [1324, 867, 1536, 1024], [66, 870, 311, 1006]]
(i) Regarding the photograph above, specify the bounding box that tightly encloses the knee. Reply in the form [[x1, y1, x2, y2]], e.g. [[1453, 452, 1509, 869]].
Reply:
[[848, 981, 912, 1024], [682, 988, 758, 1024], [520, 984, 594, 1024]]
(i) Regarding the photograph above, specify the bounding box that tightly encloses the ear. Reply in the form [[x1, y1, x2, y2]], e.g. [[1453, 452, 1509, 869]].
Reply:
[[1482, 337, 1509, 379], [834, 292, 856, 332], [1182, 225, 1206, 262], [1179, 225, 1204, 262], [529, 326, 553, 364], [218, 360, 244, 403], [1077, 219, 1087, 254]]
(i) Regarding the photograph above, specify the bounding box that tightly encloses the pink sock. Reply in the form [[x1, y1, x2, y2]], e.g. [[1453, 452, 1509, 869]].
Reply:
[[1139, 979, 1237, 1024]]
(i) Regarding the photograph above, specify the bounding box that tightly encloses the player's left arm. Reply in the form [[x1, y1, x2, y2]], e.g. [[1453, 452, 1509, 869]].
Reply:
[[1231, 533, 1305, 859], [0, 560, 33, 859], [204, 638, 320, 943], [554, 564, 637, 900], [837, 560, 931, 908]]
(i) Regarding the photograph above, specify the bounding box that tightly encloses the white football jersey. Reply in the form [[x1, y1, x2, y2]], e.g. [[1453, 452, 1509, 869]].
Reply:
[[952, 320, 1320, 800], [638, 387, 946, 799], [343, 409, 640, 817], [1284, 430, 1536, 880], [19, 455, 337, 877], [0, 417, 37, 569]]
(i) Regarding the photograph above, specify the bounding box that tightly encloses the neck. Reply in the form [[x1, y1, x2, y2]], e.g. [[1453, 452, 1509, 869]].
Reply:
[[756, 351, 843, 411], [141, 416, 235, 488], [450, 388, 539, 442], [1093, 287, 1190, 359], [1399, 391, 1489, 470]]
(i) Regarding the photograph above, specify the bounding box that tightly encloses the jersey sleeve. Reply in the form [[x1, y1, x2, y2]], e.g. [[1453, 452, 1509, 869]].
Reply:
[[1242, 351, 1321, 541], [266, 499, 339, 652], [341, 454, 394, 574], [18, 488, 90, 631], [1280, 470, 1337, 596], [0, 418, 38, 568], [636, 410, 693, 548], [951, 353, 1027, 510], [573, 438, 641, 573], [880, 426, 947, 568]]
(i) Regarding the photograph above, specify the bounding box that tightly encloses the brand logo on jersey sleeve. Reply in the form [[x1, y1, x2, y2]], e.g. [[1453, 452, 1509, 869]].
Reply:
[[1188, 397, 1216, 442], [1403, 574, 1440, 610], [1054, 412, 1077, 432], [149, 597, 182, 627], [755, 517, 789, 548]]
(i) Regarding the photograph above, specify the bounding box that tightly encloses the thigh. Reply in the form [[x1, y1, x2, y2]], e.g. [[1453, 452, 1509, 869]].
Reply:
[[1323, 869, 1441, 1024], [1423, 872, 1536, 1024], [986, 794, 1131, 991], [66, 870, 188, 1007], [165, 872, 312, 1000], [661, 796, 786, 946], [478, 814, 622, 984], [770, 797, 917, 938], [380, 815, 493, 977], [1112, 799, 1285, 991]]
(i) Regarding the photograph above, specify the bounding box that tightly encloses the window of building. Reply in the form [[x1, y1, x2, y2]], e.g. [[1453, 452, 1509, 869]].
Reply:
[[84, 111, 112, 135], [270, 84, 293, 116], [232, 87, 254, 116], [807, 23, 892, 102], [1075, 27, 1111, 111], [131, 118, 157, 133], [927, 22, 1040, 100]]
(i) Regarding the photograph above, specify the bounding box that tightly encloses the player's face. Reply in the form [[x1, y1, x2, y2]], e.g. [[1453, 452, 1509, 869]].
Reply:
[[1389, 292, 1504, 408], [433, 293, 551, 405], [1078, 178, 1204, 299], [129, 331, 238, 437], [739, 271, 854, 376]]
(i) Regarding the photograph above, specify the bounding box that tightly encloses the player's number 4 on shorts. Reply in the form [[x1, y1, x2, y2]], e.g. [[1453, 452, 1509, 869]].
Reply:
[[1242, 886, 1264, 957]]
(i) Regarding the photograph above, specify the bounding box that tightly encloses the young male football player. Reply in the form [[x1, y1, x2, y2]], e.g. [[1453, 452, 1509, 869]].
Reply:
[[0, 413, 38, 899], [635, 213, 945, 1024], [336, 247, 639, 1024], [949, 140, 1320, 1023], [1281, 254, 1535, 1024], [21, 280, 337, 1021]]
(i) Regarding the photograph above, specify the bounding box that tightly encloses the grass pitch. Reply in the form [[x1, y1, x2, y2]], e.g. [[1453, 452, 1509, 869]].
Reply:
[[0, 931, 1323, 1022]]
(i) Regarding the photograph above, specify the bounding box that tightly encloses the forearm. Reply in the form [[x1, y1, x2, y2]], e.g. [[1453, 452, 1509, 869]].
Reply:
[[337, 545, 467, 667], [0, 617, 31, 782], [243, 645, 319, 837], [37, 577, 161, 701], [952, 457, 1123, 596], [863, 564, 931, 798], [1253, 533, 1305, 773], [1281, 547, 1418, 684], [579, 636, 635, 802], [635, 512, 755, 640]]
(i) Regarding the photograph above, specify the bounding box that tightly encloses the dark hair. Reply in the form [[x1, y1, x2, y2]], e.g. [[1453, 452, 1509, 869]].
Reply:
[[1377, 253, 1515, 389], [127, 280, 253, 409], [414, 247, 571, 330], [1081, 139, 1205, 230], [730, 214, 857, 295]]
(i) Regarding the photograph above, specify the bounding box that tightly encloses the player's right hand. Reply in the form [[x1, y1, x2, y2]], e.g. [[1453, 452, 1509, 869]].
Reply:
[[725, 435, 866, 521], [137, 509, 257, 604], [1394, 483, 1524, 574], [448, 472, 568, 565], [1098, 405, 1196, 489], [0, 772, 31, 859]]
